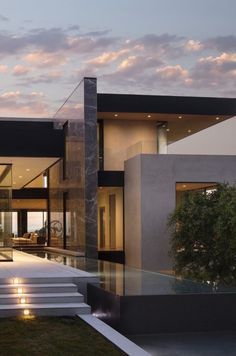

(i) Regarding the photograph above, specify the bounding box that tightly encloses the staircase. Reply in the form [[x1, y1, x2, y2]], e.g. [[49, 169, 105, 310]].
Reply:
[[0, 277, 91, 318]]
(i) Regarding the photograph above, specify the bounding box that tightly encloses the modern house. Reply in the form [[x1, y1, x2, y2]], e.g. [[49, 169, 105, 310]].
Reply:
[[0, 77, 236, 272]]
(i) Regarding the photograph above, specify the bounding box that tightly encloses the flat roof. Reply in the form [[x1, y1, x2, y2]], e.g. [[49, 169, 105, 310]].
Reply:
[[97, 93, 236, 144]]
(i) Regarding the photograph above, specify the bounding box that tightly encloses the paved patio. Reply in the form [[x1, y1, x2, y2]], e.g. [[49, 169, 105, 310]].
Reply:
[[0, 249, 99, 283]]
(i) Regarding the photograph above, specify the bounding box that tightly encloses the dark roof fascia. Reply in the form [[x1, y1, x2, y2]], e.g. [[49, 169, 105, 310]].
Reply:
[[97, 93, 236, 116]]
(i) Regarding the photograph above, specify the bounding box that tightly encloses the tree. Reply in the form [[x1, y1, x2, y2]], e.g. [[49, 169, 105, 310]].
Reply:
[[168, 183, 236, 286]]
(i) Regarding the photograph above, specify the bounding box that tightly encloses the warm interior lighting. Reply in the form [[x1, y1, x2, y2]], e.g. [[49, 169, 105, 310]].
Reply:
[[23, 309, 30, 316], [178, 116, 182, 119], [147, 115, 151, 118], [182, 184, 187, 188], [188, 129, 192, 133], [13, 278, 20, 285], [166, 128, 170, 132], [43, 174, 47, 188], [216, 117, 220, 120], [20, 298, 26, 304], [17, 287, 23, 294], [19, 175, 23, 178], [26, 168, 30, 171], [114, 113, 118, 117]]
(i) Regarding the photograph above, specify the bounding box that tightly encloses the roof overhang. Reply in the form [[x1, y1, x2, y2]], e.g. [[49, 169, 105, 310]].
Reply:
[[97, 93, 236, 144]]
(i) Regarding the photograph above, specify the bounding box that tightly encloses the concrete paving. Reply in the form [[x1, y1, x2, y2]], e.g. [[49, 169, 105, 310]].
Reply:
[[0, 249, 98, 282]]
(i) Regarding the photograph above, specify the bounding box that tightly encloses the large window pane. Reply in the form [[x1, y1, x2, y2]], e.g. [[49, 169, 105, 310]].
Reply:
[[98, 187, 123, 251], [27, 211, 47, 234]]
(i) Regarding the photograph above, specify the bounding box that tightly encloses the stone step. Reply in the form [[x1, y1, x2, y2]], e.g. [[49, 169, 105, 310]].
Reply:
[[0, 277, 76, 285], [0, 302, 91, 317], [0, 283, 78, 294], [0, 292, 84, 305]]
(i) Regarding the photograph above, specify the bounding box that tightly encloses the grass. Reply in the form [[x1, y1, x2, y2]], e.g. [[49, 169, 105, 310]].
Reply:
[[0, 316, 126, 356]]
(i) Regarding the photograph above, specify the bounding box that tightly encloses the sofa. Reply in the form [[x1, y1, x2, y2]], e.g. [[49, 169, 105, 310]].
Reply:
[[12, 232, 40, 245]]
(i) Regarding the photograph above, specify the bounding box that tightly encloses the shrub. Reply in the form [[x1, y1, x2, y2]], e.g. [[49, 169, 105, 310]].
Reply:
[[169, 183, 236, 285]]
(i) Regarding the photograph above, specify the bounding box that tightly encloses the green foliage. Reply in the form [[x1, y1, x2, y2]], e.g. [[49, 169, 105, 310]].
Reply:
[[169, 183, 236, 285]]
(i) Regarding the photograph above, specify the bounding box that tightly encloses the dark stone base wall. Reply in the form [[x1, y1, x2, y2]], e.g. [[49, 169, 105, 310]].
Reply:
[[87, 284, 236, 335]]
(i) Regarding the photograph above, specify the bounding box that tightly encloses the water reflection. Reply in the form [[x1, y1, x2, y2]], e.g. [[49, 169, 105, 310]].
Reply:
[[29, 251, 236, 296]]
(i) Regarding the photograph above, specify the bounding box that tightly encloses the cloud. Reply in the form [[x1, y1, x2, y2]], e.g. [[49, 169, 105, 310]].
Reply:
[[84, 29, 111, 37], [18, 71, 62, 86], [156, 65, 188, 80], [185, 52, 236, 92], [67, 35, 119, 53], [24, 51, 68, 67], [0, 14, 9, 22], [204, 35, 236, 52], [0, 64, 8, 73], [87, 49, 130, 66], [0, 90, 50, 117], [13, 64, 29, 76], [185, 40, 203, 52], [117, 55, 162, 74], [129, 33, 186, 59], [0, 27, 118, 58], [1, 90, 21, 99]]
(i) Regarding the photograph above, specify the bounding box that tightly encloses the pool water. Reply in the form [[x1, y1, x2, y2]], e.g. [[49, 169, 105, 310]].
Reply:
[[28, 250, 236, 296]]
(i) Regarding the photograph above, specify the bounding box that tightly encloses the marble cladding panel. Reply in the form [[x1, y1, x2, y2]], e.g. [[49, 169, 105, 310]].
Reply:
[[84, 78, 98, 258]]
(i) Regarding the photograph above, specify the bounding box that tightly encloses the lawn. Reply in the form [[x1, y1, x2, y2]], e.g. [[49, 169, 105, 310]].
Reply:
[[0, 316, 126, 356]]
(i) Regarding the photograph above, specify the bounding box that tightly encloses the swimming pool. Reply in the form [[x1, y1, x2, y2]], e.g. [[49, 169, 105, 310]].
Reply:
[[27, 250, 236, 296]]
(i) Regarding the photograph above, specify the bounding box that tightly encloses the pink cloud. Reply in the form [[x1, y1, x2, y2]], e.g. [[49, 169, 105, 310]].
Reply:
[[13, 64, 29, 76], [0, 64, 8, 73], [88, 49, 130, 66], [156, 65, 188, 80], [24, 51, 68, 67], [0, 90, 50, 117]]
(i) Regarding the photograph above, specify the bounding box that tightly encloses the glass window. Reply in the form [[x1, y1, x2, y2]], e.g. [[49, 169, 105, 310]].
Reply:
[[97, 187, 123, 251], [12, 212, 18, 236], [27, 211, 47, 234]]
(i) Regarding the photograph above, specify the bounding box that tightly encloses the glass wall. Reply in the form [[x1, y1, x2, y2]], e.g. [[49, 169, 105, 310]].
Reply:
[[98, 187, 123, 251], [27, 211, 47, 234], [0, 164, 12, 261], [49, 78, 97, 255], [176, 182, 217, 205]]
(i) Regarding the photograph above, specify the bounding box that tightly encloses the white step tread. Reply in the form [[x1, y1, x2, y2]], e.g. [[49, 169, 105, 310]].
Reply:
[[0, 302, 90, 310], [0, 283, 77, 288], [0, 292, 83, 298]]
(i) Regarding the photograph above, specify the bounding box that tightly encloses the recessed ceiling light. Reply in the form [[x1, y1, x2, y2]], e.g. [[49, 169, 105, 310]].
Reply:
[[178, 116, 182, 119], [19, 175, 23, 178], [166, 128, 170, 132], [26, 168, 30, 171], [114, 114, 118, 117], [182, 184, 186, 188], [216, 117, 220, 120], [13, 182, 16, 185], [147, 115, 151, 118], [188, 129, 192, 133], [162, 124, 166, 128]]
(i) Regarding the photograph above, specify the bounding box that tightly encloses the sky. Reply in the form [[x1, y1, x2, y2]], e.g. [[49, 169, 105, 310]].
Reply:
[[0, 0, 235, 153]]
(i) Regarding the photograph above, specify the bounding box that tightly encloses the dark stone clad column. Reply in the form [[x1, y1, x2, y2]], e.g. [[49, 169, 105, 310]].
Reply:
[[84, 78, 98, 258]]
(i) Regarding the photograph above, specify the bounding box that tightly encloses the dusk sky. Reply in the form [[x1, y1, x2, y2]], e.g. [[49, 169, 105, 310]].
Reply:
[[0, 0, 235, 153]]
